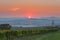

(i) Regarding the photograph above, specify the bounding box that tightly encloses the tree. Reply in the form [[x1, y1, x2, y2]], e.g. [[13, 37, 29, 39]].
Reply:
[[0, 24, 11, 30]]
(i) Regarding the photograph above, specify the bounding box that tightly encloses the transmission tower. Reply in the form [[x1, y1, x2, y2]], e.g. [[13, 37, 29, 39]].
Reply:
[[51, 20, 55, 27]]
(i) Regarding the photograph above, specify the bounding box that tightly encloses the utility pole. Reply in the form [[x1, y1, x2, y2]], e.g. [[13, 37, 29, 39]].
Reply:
[[51, 20, 55, 27]]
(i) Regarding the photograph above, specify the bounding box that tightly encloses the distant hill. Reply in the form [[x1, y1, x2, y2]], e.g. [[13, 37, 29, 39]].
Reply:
[[0, 17, 60, 26]]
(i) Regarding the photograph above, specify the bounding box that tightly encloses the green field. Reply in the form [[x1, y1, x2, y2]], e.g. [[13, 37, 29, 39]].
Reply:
[[21, 30, 60, 40], [0, 27, 59, 40]]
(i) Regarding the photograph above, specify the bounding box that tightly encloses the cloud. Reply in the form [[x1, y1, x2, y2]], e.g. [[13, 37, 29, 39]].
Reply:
[[10, 7, 19, 11]]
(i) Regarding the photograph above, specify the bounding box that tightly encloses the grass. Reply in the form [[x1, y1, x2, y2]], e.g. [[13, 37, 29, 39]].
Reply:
[[20, 30, 60, 40], [0, 28, 59, 40]]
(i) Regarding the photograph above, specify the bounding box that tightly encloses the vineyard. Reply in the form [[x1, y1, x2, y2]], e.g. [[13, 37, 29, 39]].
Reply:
[[0, 27, 58, 40]]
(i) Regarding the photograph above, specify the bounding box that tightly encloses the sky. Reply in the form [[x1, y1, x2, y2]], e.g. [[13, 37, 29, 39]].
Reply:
[[0, 0, 60, 18]]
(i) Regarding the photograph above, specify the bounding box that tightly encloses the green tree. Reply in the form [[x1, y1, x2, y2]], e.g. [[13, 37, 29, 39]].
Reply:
[[0, 24, 11, 30]]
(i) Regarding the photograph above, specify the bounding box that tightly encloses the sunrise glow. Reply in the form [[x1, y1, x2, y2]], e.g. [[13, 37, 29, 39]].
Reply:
[[28, 16, 31, 18], [0, 0, 60, 18]]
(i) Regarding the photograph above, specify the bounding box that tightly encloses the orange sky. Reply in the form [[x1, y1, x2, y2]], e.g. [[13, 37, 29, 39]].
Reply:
[[0, 0, 60, 18]]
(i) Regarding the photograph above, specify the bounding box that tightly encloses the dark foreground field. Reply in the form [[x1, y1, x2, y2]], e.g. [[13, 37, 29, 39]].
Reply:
[[19, 30, 60, 40], [0, 27, 59, 40]]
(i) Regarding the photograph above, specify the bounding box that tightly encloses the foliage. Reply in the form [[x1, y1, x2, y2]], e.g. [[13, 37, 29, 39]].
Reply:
[[0, 24, 11, 30], [0, 27, 58, 40]]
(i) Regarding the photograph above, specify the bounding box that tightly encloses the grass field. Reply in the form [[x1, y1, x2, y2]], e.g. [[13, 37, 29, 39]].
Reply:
[[20, 30, 60, 40], [0, 28, 59, 40]]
